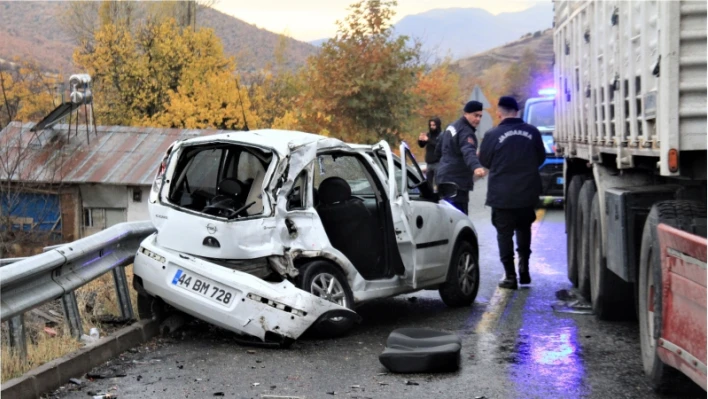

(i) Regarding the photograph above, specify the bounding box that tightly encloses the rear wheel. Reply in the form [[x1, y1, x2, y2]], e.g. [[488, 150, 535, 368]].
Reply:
[[638, 200, 706, 391], [439, 241, 479, 307], [299, 260, 355, 337], [576, 179, 596, 299], [588, 192, 634, 320], [566, 175, 586, 287], [137, 293, 166, 322]]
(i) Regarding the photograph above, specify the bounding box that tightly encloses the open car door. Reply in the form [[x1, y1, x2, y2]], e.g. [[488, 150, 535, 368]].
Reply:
[[372, 141, 419, 288]]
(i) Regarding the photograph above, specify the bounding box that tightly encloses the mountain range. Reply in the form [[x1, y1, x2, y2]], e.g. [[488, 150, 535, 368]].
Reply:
[[0, 1, 553, 85], [0, 1, 317, 75], [311, 2, 554, 60]]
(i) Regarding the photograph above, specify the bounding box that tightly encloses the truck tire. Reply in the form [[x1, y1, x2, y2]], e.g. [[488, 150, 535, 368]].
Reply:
[[589, 192, 634, 320], [565, 175, 586, 287], [638, 200, 706, 391], [576, 179, 596, 299]]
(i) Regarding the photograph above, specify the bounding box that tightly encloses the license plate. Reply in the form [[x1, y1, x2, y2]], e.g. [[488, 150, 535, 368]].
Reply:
[[172, 269, 234, 306], [556, 177, 565, 185]]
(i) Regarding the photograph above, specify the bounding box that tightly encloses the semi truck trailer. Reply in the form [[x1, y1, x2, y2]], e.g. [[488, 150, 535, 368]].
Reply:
[[553, 0, 706, 391]]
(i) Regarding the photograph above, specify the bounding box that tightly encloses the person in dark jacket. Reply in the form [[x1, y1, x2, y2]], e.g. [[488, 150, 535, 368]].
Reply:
[[418, 117, 442, 188], [434, 101, 487, 215], [479, 96, 546, 290]]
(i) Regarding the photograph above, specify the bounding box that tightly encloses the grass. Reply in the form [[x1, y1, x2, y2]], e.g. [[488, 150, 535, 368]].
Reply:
[[1, 265, 140, 383]]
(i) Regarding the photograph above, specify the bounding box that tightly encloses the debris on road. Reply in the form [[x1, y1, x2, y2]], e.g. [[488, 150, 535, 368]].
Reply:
[[68, 378, 82, 385], [213, 392, 225, 397], [552, 289, 593, 315], [405, 380, 419, 386]]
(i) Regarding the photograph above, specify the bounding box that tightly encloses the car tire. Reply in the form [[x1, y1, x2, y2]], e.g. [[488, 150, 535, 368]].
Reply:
[[439, 241, 479, 307], [589, 192, 634, 321], [638, 200, 706, 391], [566, 175, 586, 287], [299, 260, 356, 338], [137, 293, 166, 322], [576, 179, 596, 300]]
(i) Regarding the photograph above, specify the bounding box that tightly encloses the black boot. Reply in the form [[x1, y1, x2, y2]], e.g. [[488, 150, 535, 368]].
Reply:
[[498, 262, 518, 290], [519, 258, 531, 285]]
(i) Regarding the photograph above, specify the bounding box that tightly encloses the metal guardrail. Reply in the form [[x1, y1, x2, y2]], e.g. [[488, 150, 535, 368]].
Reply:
[[0, 221, 156, 359]]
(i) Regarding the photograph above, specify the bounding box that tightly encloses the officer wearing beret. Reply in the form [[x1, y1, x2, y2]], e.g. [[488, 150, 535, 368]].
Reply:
[[479, 96, 546, 289], [434, 101, 487, 215]]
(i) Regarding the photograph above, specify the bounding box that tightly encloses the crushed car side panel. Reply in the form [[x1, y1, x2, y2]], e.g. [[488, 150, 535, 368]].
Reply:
[[134, 234, 359, 342]]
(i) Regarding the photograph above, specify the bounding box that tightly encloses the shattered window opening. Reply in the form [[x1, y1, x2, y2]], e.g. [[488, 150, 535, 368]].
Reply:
[[167, 143, 273, 219]]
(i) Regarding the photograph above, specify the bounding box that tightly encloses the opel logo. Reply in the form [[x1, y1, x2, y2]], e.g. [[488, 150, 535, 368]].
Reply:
[[206, 224, 217, 234]]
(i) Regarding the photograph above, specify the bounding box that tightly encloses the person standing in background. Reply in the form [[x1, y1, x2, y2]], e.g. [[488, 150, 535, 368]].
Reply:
[[418, 117, 442, 189]]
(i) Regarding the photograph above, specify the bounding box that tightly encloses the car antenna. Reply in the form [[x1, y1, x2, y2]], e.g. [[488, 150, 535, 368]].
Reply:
[[234, 77, 249, 131]]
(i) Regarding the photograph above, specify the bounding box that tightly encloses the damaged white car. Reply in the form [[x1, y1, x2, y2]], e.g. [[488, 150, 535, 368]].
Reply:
[[133, 130, 480, 346]]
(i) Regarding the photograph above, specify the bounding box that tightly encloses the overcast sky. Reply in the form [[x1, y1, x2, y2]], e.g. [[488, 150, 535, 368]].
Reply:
[[213, 0, 547, 42]]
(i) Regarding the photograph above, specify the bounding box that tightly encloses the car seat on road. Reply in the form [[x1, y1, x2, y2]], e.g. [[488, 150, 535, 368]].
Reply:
[[379, 328, 462, 373], [316, 177, 381, 279]]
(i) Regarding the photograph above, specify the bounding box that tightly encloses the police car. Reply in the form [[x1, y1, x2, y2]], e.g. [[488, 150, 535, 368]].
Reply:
[[523, 89, 563, 205]]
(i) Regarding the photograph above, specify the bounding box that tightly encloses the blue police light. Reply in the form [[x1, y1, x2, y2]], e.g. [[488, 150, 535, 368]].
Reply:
[[538, 88, 556, 96]]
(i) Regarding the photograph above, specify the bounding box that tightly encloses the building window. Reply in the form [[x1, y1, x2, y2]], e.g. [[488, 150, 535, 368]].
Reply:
[[132, 187, 142, 202], [83, 208, 94, 227]]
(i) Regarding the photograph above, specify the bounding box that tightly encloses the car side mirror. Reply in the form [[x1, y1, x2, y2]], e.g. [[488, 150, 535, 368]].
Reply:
[[437, 182, 459, 200]]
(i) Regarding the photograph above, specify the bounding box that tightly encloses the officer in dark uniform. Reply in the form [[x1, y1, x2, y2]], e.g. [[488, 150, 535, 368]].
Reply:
[[434, 101, 487, 215], [479, 96, 546, 289]]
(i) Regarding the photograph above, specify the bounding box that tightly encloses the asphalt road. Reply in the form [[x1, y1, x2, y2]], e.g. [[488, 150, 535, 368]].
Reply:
[[50, 181, 704, 399]]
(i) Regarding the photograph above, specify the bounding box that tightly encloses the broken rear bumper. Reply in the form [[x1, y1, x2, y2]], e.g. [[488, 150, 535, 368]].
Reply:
[[133, 234, 359, 342]]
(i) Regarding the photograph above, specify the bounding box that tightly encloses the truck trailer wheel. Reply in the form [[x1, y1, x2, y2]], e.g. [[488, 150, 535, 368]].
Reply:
[[565, 175, 586, 287], [589, 193, 634, 320], [576, 179, 596, 299], [638, 200, 706, 391]]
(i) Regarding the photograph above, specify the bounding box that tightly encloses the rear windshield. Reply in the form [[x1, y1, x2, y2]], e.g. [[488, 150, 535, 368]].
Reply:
[[167, 143, 273, 219]]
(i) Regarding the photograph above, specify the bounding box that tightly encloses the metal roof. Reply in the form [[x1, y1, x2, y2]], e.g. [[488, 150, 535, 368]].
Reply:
[[0, 122, 223, 185], [0, 123, 346, 186]]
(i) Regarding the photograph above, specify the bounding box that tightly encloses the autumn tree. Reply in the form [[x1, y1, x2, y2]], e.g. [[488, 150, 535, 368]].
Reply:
[[0, 61, 59, 130], [0, 62, 68, 257], [406, 62, 463, 158], [244, 34, 304, 130], [74, 18, 257, 130], [299, 0, 423, 144], [61, 0, 217, 49]]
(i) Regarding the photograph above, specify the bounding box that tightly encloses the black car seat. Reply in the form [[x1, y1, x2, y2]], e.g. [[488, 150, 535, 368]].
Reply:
[[316, 177, 381, 279], [379, 328, 462, 373]]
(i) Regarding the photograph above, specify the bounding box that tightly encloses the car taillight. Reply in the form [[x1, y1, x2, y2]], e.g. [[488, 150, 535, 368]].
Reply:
[[150, 144, 174, 204]]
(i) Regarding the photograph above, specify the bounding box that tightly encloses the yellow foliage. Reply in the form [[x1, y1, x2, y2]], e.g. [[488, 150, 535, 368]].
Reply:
[[74, 18, 257, 130], [0, 60, 59, 128]]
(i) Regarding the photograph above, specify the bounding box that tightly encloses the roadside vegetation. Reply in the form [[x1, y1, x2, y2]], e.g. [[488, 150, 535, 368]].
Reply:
[[0, 266, 139, 382]]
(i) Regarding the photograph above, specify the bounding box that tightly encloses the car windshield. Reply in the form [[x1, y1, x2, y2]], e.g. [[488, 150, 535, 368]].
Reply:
[[166, 143, 274, 219], [527, 100, 554, 129]]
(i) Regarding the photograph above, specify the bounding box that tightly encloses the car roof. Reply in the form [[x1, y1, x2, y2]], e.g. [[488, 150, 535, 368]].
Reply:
[[176, 129, 344, 155]]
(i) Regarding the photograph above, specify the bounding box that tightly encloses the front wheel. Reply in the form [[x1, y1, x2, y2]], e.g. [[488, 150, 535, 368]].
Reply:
[[439, 241, 479, 307], [298, 260, 355, 338]]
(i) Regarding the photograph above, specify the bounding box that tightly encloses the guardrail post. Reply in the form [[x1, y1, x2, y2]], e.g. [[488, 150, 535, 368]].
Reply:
[[112, 266, 135, 320], [61, 291, 83, 338], [8, 314, 28, 359]]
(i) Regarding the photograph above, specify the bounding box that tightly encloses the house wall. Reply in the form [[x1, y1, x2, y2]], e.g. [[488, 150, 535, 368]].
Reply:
[[127, 186, 150, 222]]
